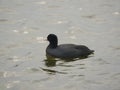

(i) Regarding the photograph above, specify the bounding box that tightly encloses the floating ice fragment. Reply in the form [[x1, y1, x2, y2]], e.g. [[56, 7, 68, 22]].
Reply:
[[57, 21, 63, 24], [113, 12, 119, 15], [56, 20, 68, 24], [6, 83, 12, 88], [36, 37, 47, 43], [12, 56, 20, 62], [70, 30, 75, 34], [6, 81, 20, 89], [13, 81, 20, 84], [36, 37, 44, 40], [69, 26, 75, 29], [36, 1, 47, 5], [3, 72, 7, 78], [23, 31, 29, 34], [13, 30, 19, 33], [78, 8, 83, 11], [70, 36, 76, 39]]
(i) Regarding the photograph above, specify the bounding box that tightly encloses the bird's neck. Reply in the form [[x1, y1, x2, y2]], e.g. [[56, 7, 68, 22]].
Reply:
[[49, 41, 58, 48]]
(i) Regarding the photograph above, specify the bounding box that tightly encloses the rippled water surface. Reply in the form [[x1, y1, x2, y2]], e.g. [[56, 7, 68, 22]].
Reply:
[[0, 0, 120, 90]]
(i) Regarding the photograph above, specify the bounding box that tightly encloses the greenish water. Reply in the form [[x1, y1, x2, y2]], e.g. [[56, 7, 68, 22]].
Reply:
[[0, 0, 120, 90]]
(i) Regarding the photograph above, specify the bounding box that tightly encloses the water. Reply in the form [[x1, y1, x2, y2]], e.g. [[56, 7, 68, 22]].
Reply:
[[0, 0, 120, 90]]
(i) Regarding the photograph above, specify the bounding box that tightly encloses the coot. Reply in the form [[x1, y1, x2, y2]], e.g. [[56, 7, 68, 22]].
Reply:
[[46, 34, 94, 59]]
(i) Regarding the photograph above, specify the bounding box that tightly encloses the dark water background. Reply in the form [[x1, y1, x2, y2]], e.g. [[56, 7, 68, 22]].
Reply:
[[0, 0, 120, 90]]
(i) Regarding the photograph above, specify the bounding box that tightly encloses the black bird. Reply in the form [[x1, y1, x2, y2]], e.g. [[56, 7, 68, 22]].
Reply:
[[46, 34, 94, 59]]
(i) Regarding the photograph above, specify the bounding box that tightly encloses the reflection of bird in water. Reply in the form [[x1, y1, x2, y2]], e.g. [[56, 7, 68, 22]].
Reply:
[[45, 53, 91, 67], [44, 54, 57, 67], [46, 34, 94, 59], [40, 66, 67, 74]]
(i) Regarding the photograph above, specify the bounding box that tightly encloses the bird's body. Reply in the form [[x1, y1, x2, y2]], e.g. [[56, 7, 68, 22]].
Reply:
[[46, 34, 94, 59]]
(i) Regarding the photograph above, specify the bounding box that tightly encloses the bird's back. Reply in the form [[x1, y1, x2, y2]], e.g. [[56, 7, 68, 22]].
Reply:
[[46, 44, 94, 58]]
